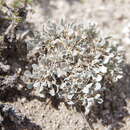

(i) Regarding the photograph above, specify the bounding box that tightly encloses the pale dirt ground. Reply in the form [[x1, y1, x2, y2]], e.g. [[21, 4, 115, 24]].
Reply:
[[6, 0, 130, 130]]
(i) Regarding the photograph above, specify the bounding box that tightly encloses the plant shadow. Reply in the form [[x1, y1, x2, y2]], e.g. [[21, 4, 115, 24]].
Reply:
[[0, 103, 42, 130], [83, 64, 130, 130], [1, 118, 42, 130], [1, 64, 130, 130]]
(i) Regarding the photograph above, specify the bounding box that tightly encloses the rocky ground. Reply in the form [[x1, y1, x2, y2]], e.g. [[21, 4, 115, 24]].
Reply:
[[2, 0, 130, 130]]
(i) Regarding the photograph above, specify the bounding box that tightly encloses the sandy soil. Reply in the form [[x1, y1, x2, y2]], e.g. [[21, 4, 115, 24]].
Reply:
[[4, 0, 130, 130]]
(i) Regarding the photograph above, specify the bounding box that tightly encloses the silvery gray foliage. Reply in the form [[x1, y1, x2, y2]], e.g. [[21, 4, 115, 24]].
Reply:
[[24, 20, 124, 115]]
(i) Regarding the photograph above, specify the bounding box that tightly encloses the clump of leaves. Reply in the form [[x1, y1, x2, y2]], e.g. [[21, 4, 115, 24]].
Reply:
[[11, 0, 33, 8], [0, 1, 30, 98], [0, 0, 31, 60], [23, 20, 124, 115]]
